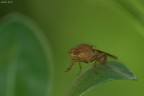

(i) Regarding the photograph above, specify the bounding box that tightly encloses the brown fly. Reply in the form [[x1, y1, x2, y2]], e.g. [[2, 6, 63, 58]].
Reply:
[[65, 44, 117, 75]]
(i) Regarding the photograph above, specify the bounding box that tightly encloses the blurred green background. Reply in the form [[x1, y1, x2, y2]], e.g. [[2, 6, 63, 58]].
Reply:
[[0, 0, 144, 96]]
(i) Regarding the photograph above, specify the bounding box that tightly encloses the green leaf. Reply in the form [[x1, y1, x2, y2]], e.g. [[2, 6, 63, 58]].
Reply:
[[66, 61, 136, 96], [0, 13, 53, 96], [114, 0, 144, 37]]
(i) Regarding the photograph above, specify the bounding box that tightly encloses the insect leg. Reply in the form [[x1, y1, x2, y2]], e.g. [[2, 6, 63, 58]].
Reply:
[[97, 53, 108, 65], [99, 56, 111, 68], [65, 60, 75, 72], [77, 63, 82, 75], [93, 61, 98, 74]]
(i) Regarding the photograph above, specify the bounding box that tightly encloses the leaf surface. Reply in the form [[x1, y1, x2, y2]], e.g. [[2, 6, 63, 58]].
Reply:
[[66, 61, 136, 96]]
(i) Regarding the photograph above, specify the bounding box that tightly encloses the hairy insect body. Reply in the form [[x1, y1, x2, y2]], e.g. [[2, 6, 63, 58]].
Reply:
[[77, 49, 94, 62], [65, 44, 117, 74]]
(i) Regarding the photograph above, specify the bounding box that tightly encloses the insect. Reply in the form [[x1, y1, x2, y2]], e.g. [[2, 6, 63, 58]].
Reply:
[[65, 44, 117, 75]]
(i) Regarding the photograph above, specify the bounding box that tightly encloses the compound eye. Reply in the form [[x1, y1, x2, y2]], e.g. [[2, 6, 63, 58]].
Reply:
[[70, 48, 79, 55]]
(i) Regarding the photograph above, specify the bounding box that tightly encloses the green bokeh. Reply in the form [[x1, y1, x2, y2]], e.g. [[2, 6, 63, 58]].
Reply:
[[0, 0, 144, 96], [0, 14, 52, 96]]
